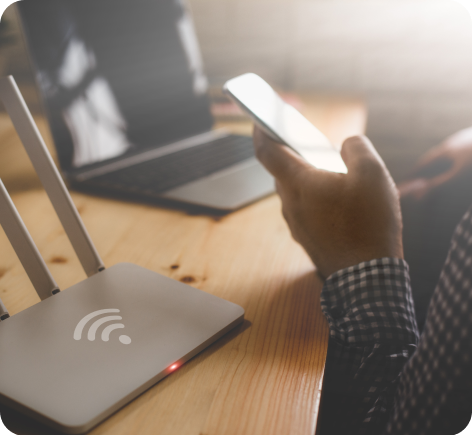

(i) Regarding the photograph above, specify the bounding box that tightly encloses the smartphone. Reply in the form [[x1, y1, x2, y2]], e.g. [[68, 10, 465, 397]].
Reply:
[[223, 73, 347, 174]]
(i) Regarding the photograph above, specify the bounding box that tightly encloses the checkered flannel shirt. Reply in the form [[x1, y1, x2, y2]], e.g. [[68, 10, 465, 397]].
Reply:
[[320, 206, 472, 434]]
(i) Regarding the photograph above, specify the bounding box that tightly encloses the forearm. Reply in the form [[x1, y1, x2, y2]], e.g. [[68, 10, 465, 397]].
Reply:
[[320, 258, 419, 434]]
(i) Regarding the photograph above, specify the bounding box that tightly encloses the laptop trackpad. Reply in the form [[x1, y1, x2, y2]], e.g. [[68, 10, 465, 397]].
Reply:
[[161, 158, 275, 210]]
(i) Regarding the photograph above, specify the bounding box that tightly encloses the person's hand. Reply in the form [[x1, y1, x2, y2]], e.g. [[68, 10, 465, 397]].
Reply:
[[253, 127, 403, 279], [398, 127, 472, 199]]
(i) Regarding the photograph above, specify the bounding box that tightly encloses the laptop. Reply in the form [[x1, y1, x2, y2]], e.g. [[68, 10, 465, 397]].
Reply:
[[16, 0, 274, 212]]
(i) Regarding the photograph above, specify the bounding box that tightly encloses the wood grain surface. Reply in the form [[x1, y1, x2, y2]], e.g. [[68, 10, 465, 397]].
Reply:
[[0, 95, 365, 435]]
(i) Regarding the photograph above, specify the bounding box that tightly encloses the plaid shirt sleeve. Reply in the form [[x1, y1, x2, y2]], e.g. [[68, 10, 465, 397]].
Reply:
[[319, 258, 420, 434], [319, 206, 472, 434]]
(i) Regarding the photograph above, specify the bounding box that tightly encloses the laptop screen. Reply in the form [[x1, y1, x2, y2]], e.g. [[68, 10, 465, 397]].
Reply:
[[17, 0, 214, 174]]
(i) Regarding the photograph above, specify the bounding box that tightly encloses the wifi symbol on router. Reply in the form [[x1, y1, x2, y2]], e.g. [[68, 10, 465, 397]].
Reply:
[[74, 308, 131, 345]]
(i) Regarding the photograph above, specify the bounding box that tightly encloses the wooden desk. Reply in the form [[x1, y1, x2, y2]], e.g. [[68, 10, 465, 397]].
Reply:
[[0, 96, 365, 435]]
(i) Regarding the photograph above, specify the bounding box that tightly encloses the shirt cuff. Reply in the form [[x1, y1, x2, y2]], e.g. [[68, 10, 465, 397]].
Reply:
[[321, 258, 419, 346]]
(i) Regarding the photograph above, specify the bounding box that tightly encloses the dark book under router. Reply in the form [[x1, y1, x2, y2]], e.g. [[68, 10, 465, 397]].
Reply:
[[0, 76, 244, 434]]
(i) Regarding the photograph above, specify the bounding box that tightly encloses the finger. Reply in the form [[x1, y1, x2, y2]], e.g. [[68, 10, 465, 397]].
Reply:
[[423, 165, 459, 191], [275, 179, 283, 195], [274, 178, 293, 210], [340, 135, 385, 176], [406, 146, 447, 179], [398, 178, 429, 199], [278, 199, 301, 244], [402, 165, 459, 200], [253, 126, 310, 182]]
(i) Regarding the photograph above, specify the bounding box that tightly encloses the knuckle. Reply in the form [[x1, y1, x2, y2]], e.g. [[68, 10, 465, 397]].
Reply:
[[253, 143, 272, 166], [343, 135, 367, 150], [357, 154, 385, 178], [281, 204, 290, 222], [281, 207, 300, 242], [344, 134, 365, 144]]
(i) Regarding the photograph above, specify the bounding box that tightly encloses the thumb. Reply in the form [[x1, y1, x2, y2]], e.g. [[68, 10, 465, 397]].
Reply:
[[422, 164, 460, 192], [253, 126, 309, 182], [340, 135, 385, 177]]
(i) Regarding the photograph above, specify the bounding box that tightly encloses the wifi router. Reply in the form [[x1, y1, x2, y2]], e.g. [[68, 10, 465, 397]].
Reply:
[[0, 263, 243, 433], [0, 76, 244, 434]]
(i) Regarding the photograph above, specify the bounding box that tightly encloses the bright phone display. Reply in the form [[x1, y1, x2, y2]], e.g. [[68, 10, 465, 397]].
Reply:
[[224, 73, 348, 174]]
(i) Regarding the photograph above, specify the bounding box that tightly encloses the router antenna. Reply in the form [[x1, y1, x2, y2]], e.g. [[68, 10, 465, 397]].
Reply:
[[0, 179, 59, 300], [0, 76, 105, 277], [0, 297, 9, 321]]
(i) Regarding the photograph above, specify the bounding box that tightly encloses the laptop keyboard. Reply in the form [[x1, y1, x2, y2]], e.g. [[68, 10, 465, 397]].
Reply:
[[88, 134, 255, 194]]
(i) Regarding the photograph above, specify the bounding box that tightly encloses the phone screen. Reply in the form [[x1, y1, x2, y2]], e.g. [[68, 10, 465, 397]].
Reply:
[[224, 73, 347, 174]]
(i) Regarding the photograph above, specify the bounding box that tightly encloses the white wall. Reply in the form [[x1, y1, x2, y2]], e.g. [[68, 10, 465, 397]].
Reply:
[[189, 0, 472, 179], [190, 0, 472, 90]]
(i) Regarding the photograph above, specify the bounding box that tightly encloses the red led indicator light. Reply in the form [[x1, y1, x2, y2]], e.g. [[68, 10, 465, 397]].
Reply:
[[170, 364, 178, 371]]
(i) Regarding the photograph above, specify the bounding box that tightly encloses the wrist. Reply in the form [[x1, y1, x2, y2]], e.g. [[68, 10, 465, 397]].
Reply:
[[314, 246, 404, 280], [321, 257, 419, 346]]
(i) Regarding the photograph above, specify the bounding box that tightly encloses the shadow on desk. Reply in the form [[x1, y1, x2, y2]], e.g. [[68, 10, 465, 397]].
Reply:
[[0, 320, 251, 435], [70, 183, 275, 219]]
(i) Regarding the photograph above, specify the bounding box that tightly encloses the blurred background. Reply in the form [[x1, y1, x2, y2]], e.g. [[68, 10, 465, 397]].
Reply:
[[1, 0, 472, 180]]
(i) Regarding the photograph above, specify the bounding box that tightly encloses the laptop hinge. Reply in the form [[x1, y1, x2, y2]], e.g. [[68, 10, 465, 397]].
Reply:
[[74, 129, 229, 182]]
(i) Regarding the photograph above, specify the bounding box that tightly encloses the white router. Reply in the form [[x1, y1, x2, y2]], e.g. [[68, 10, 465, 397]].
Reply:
[[0, 76, 244, 434]]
